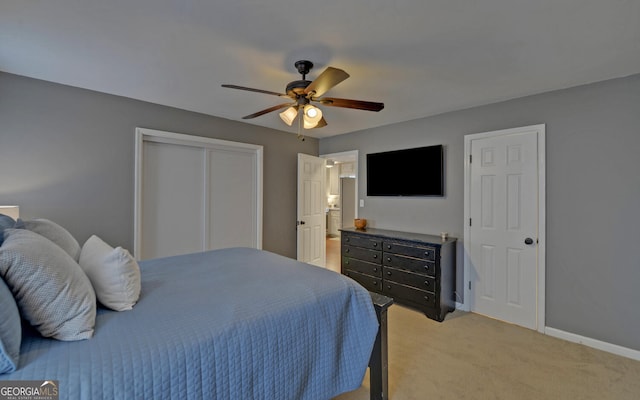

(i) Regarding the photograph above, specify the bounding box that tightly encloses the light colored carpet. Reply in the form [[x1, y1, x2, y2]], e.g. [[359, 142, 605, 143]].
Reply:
[[335, 306, 640, 400]]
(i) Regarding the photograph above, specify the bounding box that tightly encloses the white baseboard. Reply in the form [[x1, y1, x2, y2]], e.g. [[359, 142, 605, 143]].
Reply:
[[452, 307, 639, 361], [545, 327, 640, 361]]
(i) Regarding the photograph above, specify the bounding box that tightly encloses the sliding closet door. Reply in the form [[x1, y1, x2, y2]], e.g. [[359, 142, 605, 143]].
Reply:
[[207, 147, 259, 250], [141, 141, 206, 259], [135, 128, 263, 260]]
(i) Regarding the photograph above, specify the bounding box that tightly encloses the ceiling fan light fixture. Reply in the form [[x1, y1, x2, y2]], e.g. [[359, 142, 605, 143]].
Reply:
[[303, 118, 317, 129], [306, 106, 318, 118], [279, 106, 298, 126], [302, 104, 322, 128]]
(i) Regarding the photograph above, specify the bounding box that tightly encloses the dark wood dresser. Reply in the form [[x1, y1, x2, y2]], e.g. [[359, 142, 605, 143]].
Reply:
[[340, 227, 456, 322]]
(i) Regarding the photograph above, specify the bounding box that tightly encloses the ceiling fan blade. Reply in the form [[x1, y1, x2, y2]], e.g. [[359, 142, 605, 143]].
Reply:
[[303, 67, 350, 97], [222, 84, 289, 98], [314, 97, 384, 112], [310, 117, 328, 129], [242, 103, 295, 119]]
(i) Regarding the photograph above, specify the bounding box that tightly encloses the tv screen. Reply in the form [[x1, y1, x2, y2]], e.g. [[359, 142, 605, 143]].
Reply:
[[367, 145, 444, 196]]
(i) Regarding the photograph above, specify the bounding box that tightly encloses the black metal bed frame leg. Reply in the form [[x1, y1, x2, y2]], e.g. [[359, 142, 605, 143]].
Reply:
[[369, 293, 393, 400]]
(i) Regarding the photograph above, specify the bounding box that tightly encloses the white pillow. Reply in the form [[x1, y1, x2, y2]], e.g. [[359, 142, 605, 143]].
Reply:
[[79, 235, 141, 311]]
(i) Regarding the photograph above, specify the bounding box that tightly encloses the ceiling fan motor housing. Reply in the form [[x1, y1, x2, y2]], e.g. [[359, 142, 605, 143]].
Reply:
[[286, 80, 312, 97], [287, 60, 315, 97]]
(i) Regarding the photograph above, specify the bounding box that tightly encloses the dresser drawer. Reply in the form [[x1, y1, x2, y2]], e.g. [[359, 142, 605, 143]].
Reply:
[[342, 245, 382, 264], [344, 269, 382, 292], [384, 254, 435, 276], [384, 267, 435, 292], [384, 242, 436, 261], [383, 281, 436, 307], [343, 257, 382, 277], [342, 234, 382, 250]]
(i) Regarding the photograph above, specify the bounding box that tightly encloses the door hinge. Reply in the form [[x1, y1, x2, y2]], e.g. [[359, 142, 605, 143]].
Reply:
[[469, 218, 472, 226], [468, 281, 471, 290], [469, 154, 472, 163]]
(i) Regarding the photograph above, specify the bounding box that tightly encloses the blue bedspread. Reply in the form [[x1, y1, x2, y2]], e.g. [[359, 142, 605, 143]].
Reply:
[[1, 248, 379, 399]]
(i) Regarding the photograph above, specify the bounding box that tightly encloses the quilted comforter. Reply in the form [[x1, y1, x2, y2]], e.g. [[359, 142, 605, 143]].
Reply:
[[1, 247, 379, 399]]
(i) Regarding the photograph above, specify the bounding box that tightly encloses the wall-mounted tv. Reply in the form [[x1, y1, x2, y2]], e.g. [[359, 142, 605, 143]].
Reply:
[[367, 144, 444, 197]]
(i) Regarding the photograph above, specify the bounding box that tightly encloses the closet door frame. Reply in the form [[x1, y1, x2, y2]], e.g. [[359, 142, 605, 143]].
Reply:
[[133, 127, 263, 259]]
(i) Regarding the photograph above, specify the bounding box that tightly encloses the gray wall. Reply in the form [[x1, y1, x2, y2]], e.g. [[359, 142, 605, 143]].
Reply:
[[0, 72, 318, 258], [320, 74, 640, 351]]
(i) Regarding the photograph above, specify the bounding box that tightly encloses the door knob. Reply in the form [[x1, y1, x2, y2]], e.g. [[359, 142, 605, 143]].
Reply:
[[524, 237, 534, 245]]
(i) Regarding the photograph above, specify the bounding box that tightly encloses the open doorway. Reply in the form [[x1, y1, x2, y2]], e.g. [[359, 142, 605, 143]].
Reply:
[[320, 150, 358, 273]]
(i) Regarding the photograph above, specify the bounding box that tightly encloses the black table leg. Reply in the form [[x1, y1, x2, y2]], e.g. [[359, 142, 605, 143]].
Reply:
[[369, 292, 393, 400]]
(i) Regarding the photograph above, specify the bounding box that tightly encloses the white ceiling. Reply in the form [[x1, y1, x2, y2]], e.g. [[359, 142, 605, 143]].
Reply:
[[2, 0, 639, 138]]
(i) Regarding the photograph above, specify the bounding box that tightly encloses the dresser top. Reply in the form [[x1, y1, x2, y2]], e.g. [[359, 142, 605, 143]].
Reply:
[[340, 227, 456, 246]]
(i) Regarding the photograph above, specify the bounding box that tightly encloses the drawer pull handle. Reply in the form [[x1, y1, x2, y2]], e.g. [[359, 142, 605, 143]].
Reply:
[[387, 245, 392, 249], [373, 280, 377, 286], [387, 257, 392, 262], [424, 295, 430, 302], [424, 265, 430, 271], [387, 285, 392, 290], [386, 271, 392, 276], [424, 251, 430, 256], [373, 268, 378, 272], [346, 248, 350, 253], [373, 243, 378, 247], [346, 238, 350, 242], [424, 280, 430, 286], [345, 260, 349, 265], [373, 254, 378, 259]]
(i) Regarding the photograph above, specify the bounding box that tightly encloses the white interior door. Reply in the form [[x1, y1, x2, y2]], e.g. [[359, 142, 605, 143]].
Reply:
[[297, 153, 326, 267], [464, 124, 545, 331]]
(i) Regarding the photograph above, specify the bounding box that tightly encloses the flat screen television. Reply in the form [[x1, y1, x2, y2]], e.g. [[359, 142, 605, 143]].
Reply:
[[367, 144, 444, 196]]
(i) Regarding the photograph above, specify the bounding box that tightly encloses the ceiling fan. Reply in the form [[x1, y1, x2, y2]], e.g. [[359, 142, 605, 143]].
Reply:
[[222, 60, 384, 138]]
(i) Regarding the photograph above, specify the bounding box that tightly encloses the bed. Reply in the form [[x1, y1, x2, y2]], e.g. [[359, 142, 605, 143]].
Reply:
[[1, 246, 390, 399]]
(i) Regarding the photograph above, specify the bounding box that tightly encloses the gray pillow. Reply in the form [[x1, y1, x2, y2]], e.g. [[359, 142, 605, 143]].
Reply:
[[0, 214, 15, 230], [0, 214, 16, 246], [16, 218, 81, 261], [0, 229, 96, 341], [0, 275, 21, 374]]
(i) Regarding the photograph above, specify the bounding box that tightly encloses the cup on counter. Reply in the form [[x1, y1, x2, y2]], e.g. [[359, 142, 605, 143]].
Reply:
[[440, 232, 448, 241]]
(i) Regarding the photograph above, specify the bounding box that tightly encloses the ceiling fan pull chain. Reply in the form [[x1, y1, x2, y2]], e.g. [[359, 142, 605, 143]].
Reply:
[[297, 107, 305, 141]]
